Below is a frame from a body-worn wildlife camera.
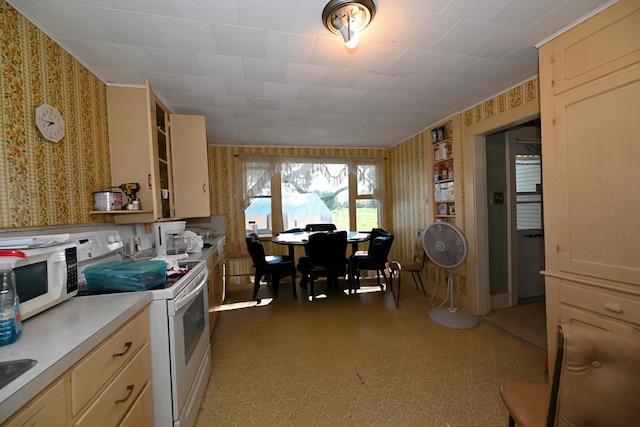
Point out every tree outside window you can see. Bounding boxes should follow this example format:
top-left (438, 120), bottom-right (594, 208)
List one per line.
top-left (242, 157), bottom-right (383, 235)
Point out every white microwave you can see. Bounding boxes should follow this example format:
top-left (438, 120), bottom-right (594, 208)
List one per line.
top-left (12, 243), bottom-right (78, 320)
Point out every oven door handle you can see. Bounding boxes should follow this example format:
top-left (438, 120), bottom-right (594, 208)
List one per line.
top-left (172, 269), bottom-right (209, 314)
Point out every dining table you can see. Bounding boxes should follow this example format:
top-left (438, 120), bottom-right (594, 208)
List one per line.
top-left (272, 230), bottom-right (370, 259)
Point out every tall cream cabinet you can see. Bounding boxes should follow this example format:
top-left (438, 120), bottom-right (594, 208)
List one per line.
top-left (538, 0), bottom-right (640, 374)
top-left (105, 80), bottom-right (210, 224)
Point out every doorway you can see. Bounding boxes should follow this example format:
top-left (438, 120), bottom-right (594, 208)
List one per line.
top-left (482, 119), bottom-right (546, 350)
top-left (485, 120), bottom-right (544, 309)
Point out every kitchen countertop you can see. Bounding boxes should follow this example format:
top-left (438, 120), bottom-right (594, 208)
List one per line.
top-left (0, 291), bottom-right (152, 423)
top-left (0, 234), bottom-right (225, 422)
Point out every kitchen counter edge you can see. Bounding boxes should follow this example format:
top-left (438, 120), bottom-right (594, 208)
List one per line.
top-left (0, 291), bottom-right (153, 423)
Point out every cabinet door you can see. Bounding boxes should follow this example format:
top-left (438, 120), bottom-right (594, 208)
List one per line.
top-left (107, 86), bottom-right (155, 218)
top-left (146, 79), bottom-right (165, 219)
top-left (551, 64), bottom-right (640, 285)
top-left (550, 0), bottom-right (640, 95)
top-left (170, 114), bottom-right (210, 218)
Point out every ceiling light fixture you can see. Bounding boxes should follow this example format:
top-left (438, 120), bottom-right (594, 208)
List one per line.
top-left (322, 0), bottom-right (376, 49)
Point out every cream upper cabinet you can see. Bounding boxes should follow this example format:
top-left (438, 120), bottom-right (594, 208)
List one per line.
top-left (548, 1), bottom-right (640, 95)
top-left (170, 114), bottom-right (210, 219)
top-left (106, 80), bottom-right (210, 223)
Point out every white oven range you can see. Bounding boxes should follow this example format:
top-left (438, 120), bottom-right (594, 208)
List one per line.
top-left (148, 259), bottom-right (210, 427)
top-left (71, 230), bottom-right (210, 427)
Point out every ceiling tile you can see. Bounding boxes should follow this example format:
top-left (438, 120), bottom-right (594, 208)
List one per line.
top-left (151, 15), bottom-right (217, 53)
top-left (174, 0), bottom-right (239, 24)
top-left (211, 23), bottom-right (267, 58)
top-left (243, 58), bottom-right (287, 83)
top-left (237, 0), bottom-right (299, 32)
top-left (266, 31), bottom-right (316, 64)
top-left (264, 82), bottom-right (300, 100)
top-left (225, 78), bottom-right (265, 98)
top-left (8, 0), bottom-right (611, 148)
top-left (430, 19), bottom-right (502, 55)
top-left (85, 8), bottom-right (166, 48)
top-left (143, 48), bottom-right (202, 75)
top-left (441, 0), bottom-right (510, 20)
top-left (196, 53), bottom-right (244, 79)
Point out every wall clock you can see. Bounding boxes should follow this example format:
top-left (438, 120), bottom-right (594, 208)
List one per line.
top-left (35, 103), bottom-right (65, 143)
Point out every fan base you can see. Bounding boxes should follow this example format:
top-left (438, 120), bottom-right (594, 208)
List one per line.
top-left (428, 307), bottom-right (479, 330)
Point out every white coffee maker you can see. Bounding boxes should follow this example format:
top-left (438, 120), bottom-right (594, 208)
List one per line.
top-left (152, 220), bottom-right (187, 257)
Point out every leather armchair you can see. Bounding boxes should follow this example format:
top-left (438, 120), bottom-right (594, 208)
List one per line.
top-left (500, 322), bottom-right (640, 427)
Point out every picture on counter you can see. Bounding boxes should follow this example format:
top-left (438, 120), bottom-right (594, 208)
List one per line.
top-left (439, 203), bottom-right (448, 215)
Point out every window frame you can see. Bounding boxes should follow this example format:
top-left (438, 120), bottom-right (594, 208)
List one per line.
top-left (241, 156), bottom-right (384, 236)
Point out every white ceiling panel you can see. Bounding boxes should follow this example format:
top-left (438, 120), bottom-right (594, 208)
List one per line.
top-left (7, 0), bottom-right (614, 148)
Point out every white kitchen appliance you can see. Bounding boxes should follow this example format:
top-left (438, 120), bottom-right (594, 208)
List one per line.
top-left (70, 229), bottom-right (210, 427)
top-left (149, 261), bottom-right (210, 427)
top-left (0, 239), bottom-right (78, 320)
top-left (153, 221), bottom-right (188, 257)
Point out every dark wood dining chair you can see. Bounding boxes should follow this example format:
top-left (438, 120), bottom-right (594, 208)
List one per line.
top-left (349, 228), bottom-right (394, 294)
top-left (304, 223), bottom-right (337, 232)
top-left (245, 233), bottom-right (297, 300)
top-left (302, 231), bottom-right (348, 300)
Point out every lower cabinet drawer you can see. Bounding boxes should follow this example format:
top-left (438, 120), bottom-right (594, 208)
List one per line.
top-left (559, 282), bottom-right (640, 326)
top-left (74, 343), bottom-right (151, 427)
top-left (5, 378), bottom-right (66, 427)
top-left (70, 308), bottom-right (149, 415)
top-left (119, 381), bottom-right (153, 427)
top-left (560, 305), bottom-right (638, 334)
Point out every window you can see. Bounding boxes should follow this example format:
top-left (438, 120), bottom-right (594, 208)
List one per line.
top-left (281, 162), bottom-right (349, 231)
top-left (243, 161), bottom-right (272, 234)
top-left (515, 153), bottom-right (542, 230)
top-left (241, 157), bottom-right (384, 235)
top-left (355, 164), bottom-right (379, 231)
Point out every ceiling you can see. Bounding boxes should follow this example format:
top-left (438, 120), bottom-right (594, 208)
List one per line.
top-left (9, 0), bottom-right (612, 149)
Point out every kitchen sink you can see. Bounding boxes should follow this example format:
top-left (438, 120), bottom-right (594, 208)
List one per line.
top-left (0, 359), bottom-right (37, 390)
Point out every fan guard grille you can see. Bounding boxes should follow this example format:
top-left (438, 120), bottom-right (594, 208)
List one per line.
top-left (423, 222), bottom-right (468, 269)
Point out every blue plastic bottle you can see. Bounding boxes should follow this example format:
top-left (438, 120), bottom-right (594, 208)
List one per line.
top-left (0, 263), bottom-right (21, 346)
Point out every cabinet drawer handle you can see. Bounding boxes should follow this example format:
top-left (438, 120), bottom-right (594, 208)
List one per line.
top-left (148, 174), bottom-right (152, 189)
top-left (112, 341), bottom-right (133, 357)
top-left (604, 302), bottom-right (624, 313)
top-left (115, 384), bottom-right (135, 404)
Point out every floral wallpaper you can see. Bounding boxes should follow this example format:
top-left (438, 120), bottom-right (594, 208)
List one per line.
top-left (0, 1), bottom-right (111, 229)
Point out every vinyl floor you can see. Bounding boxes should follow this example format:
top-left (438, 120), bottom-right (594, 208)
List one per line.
top-left (195, 277), bottom-right (546, 426)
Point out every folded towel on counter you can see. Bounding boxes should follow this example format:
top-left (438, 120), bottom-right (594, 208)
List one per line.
top-left (183, 230), bottom-right (203, 253)
top-left (151, 255), bottom-right (189, 276)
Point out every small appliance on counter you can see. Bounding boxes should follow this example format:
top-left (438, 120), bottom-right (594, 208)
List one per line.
top-left (153, 220), bottom-right (188, 257)
top-left (116, 182), bottom-right (141, 210)
top-left (93, 191), bottom-right (122, 211)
